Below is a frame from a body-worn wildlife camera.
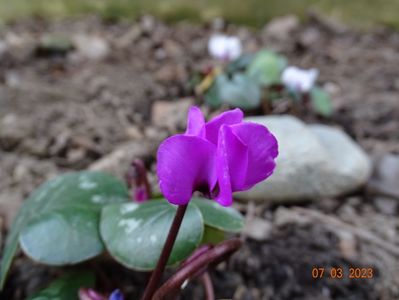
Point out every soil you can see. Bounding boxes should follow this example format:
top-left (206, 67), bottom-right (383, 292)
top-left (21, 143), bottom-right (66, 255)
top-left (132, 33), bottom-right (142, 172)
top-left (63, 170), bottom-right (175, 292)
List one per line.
top-left (0, 15), bottom-right (399, 300)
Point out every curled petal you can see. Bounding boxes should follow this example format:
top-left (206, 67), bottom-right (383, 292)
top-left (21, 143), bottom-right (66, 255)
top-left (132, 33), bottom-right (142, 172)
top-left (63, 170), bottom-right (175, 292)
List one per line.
top-left (215, 125), bottom-right (248, 206)
top-left (231, 122), bottom-right (278, 190)
top-left (205, 108), bottom-right (243, 145)
top-left (157, 135), bottom-right (217, 205)
top-left (186, 106), bottom-right (205, 138)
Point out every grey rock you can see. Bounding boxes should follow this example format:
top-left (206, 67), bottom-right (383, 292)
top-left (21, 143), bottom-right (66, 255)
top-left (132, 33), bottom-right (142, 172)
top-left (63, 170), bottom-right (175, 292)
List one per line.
top-left (262, 15), bottom-right (300, 41)
top-left (151, 98), bottom-right (193, 132)
top-left (368, 154), bottom-right (399, 200)
top-left (236, 115), bottom-right (372, 203)
top-left (273, 207), bottom-right (312, 228)
top-left (0, 190), bottom-right (22, 228)
top-left (73, 34), bottom-right (109, 60)
top-left (89, 140), bottom-right (159, 180)
top-left (336, 230), bottom-right (357, 260)
top-left (243, 217), bottom-right (272, 241)
top-left (300, 27), bottom-right (322, 48)
top-left (374, 197), bottom-right (398, 215)
top-left (0, 113), bottom-right (33, 150)
top-left (140, 15), bottom-right (156, 34)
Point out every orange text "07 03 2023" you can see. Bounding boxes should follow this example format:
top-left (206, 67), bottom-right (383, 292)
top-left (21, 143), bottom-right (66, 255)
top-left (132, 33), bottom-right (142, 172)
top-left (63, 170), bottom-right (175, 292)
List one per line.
top-left (311, 267), bottom-right (374, 279)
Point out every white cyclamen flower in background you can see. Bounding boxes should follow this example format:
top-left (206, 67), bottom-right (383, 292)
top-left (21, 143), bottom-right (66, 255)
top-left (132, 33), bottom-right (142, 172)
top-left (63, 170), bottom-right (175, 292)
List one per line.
top-left (208, 34), bottom-right (242, 61)
top-left (281, 66), bottom-right (319, 93)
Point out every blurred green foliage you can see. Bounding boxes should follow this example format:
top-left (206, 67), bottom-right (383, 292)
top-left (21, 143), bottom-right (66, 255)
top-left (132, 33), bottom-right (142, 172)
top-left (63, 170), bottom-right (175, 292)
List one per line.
top-left (0, 0), bottom-right (398, 28)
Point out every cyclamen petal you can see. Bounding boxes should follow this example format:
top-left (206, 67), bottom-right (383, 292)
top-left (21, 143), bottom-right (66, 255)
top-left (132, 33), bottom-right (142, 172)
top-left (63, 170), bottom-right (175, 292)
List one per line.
top-left (157, 135), bottom-right (217, 205)
top-left (215, 125), bottom-right (248, 206)
top-left (205, 108), bottom-right (243, 145)
top-left (282, 66), bottom-right (319, 93)
top-left (208, 34), bottom-right (242, 61)
top-left (186, 106), bottom-right (205, 137)
top-left (230, 122), bottom-right (278, 189)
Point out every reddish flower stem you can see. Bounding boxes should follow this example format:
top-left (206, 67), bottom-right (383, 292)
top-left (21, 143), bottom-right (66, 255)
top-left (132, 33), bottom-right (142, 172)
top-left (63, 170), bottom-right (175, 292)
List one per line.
top-left (201, 272), bottom-right (215, 300)
top-left (141, 204), bottom-right (188, 300)
top-left (153, 239), bottom-right (242, 300)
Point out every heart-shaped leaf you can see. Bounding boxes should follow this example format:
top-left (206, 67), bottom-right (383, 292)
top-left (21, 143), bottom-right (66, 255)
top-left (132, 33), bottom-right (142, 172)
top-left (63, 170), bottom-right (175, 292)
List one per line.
top-left (247, 50), bottom-right (287, 86)
top-left (310, 86), bottom-right (333, 117)
top-left (20, 208), bottom-right (103, 265)
top-left (100, 200), bottom-right (204, 270)
top-left (205, 73), bottom-right (261, 109)
top-left (28, 271), bottom-right (94, 300)
top-left (0, 171), bottom-right (128, 289)
top-left (218, 73), bottom-right (262, 109)
top-left (191, 198), bottom-right (244, 232)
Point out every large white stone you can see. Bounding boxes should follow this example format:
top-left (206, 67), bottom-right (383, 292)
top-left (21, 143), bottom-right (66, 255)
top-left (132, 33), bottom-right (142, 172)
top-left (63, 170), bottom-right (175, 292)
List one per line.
top-left (236, 115), bottom-right (372, 203)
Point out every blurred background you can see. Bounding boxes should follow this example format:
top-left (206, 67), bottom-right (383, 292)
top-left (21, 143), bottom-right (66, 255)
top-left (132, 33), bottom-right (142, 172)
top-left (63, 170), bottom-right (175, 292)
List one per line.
top-left (1, 1), bottom-right (399, 300)
top-left (1, 0), bottom-right (399, 28)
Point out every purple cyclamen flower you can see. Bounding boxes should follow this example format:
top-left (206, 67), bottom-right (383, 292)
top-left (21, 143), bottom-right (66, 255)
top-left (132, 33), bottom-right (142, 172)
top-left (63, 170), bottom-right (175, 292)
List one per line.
top-left (157, 107), bottom-right (278, 206)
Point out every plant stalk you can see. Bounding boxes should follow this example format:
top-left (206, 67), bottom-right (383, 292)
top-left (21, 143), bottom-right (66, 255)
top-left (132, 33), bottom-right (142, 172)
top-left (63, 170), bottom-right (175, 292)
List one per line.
top-left (141, 204), bottom-right (188, 300)
top-left (153, 239), bottom-right (242, 299)
top-left (201, 272), bottom-right (215, 300)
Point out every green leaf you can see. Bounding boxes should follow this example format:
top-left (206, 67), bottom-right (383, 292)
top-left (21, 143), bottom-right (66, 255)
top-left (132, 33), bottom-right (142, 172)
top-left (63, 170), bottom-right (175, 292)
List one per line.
top-left (206, 73), bottom-right (261, 109)
top-left (310, 86), bottom-right (333, 117)
top-left (0, 214), bottom-right (24, 290)
top-left (28, 271), bottom-right (94, 300)
top-left (204, 80), bottom-right (222, 108)
top-left (247, 50), bottom-right (287, 86)
top-left (100, 200), bottom-right (204, 270)
top-left (226, 54), bottom-right (254, 74)
top-left (38, 35), bottom-right (73, 54)
top-left (0, 171), bottom-right (128, 289)
top-left (20, 208), bottom-right (103, 265)
top-left (201, 226), bottom-right (226, 245)
top-left (219, 73), bottom-right (262, 109)
top-left (191, 198), bottom-right (244, 232)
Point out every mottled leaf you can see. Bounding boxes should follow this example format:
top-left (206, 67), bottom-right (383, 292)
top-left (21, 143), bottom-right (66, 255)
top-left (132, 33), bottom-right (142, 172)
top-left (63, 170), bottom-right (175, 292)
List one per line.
top-left (205, 73), bottom-right (261, 109)
top-left (0, 171), bottom-right (128, 289)
top-left (100, 200), bottom-right (203, 270)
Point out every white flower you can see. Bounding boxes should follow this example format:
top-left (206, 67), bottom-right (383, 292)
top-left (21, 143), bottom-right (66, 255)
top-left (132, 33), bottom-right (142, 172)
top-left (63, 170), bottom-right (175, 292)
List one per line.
top-left (208, 34), bottom-right (242, 61)
top-left (281, 66), bottom-right (319, 93)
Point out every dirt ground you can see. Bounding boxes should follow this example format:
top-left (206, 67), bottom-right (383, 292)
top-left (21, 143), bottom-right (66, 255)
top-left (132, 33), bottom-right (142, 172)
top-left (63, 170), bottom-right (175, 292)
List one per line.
top-left (0, 15), bottom-right (399, 299)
